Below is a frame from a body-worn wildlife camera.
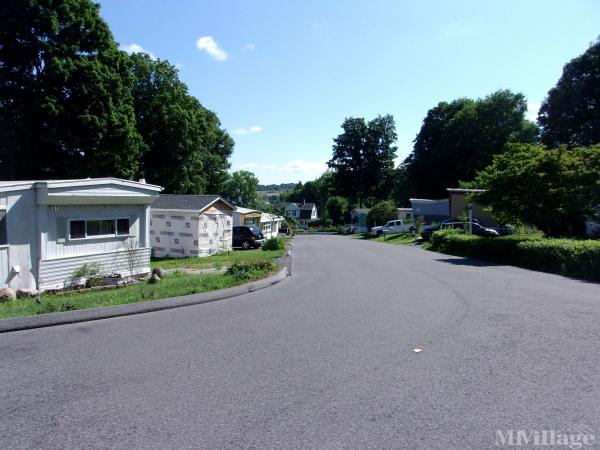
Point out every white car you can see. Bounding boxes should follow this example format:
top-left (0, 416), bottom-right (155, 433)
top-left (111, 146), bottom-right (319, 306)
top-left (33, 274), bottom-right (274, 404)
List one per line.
top-left (371, 220), bottom-right (414, 236)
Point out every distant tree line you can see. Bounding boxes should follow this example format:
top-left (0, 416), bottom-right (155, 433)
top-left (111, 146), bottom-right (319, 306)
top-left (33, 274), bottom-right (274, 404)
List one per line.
top-left (0, 0), bottom-right (233, 195)
top-left (286, 38), bottom-right (600, 234)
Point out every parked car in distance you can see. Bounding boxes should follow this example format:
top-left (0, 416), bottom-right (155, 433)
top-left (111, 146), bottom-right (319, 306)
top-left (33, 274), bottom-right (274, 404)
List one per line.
top-left (420, 221), bottom-right (499, 241)
top-left (371, 220), bottom-right (415, 236)
top-left (233, 225), bottom-right (265, 249)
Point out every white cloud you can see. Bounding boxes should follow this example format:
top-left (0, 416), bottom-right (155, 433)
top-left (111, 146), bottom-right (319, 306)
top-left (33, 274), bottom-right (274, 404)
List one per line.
top-left (239, 162), bottom-right (259, 169)
top-left (244, 43), bottom-right (256, 51)
top-left (527, 101), bottom-right (541, 122)
top-left (196, 36), bottom-right (229, 61)
top-left (120, 43), bottom-right (157, 60)
top-left (311, 19), bottom-right (328, 28)
top-left (438, 20), bottom-right (480, 40)
top-left (263, 159), bottom-right (327, 174)
top-left (232, 126), bottom-right (263, 135)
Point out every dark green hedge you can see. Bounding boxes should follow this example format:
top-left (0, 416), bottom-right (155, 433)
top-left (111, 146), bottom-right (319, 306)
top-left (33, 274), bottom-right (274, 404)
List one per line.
top-left (262, 237), bottom-right (285, 251)
top-left (428, 230), bottom-right (600, 281)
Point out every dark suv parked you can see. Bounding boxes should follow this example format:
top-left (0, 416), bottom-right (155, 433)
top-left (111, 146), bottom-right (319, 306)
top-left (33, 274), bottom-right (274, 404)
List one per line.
top-left (233, 225), bottom-right (265, 249)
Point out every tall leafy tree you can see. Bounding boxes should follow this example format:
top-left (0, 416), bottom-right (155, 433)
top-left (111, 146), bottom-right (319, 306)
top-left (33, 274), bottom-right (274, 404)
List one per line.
top-left (284, 172), bottom-right (333, 217)
top-left (0, 0), bottom-right (144, 179)
top-left (326, 196), bottom-right (349, 225)
top-left (129, 53), bottom-right (233, 193)
top-left (405, 90), bottom-right (538, 198)
top-left (328, 115), bottom-right (397, 206)
top-left (472, 143), bottom-right (600, 237)
top-left (538, 39), bottom-right (600, 147)
top-left (222, 170), bottom-right (259, 207)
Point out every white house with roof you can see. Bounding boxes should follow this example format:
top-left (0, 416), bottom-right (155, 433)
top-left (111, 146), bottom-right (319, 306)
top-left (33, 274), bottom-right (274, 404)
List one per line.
top-left (0, 178), bottom-right (161, 291)
top-left (233, 207), bottom-right (282, 239)
top-left (150, 194), bottom-right (235, 258)
top-left (285, 202), bottom-right (318, 228)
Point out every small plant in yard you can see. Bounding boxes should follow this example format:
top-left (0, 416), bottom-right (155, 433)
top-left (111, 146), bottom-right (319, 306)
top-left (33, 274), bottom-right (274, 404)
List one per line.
top-left (262, 237), bottom-right (285, 251)
top-left (66, 262), bottom-right (104, 288)
top-left (122, 238), bottom-right (143, 282)
top-left (225, 260), bottom-right (277, 280)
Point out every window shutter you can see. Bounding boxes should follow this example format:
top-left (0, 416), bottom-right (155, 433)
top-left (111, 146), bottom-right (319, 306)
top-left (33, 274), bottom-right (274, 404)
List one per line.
top-left (56, 218), bottom-right (66, 243)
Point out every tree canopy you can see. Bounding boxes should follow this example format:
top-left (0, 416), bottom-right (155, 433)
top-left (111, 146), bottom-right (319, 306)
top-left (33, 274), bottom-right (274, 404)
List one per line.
top-left (328, 115), bottom-right (397, 206)
top-left (366, 200), bottom-right (398, 229)
top-left (222, 170), bottom-right (259, 208)
top-left (0, 0), bottom-right (234, 193)
top-left (283, 172), bottom-right (333, 216)
top-left (404, 90), bottom-right (538, 199)
top-left (326, 196), bottom-right (349, 225)
top-left (0, 0), bottom-right (144, 179)
top-left (538, 39), bottom-right (600, 148)
top-left (472, 143), bottom-right (600, 237)
top-left (129, 53), bottom-right (233, 194)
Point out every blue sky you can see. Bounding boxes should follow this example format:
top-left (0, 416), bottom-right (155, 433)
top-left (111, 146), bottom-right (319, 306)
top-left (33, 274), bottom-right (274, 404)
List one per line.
top-left (98, 0), bottom-right (600, 185)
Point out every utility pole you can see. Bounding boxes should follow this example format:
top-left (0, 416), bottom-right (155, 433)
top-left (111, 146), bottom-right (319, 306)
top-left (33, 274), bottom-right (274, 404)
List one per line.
top-left (468, 204), bottom-right (473, 234)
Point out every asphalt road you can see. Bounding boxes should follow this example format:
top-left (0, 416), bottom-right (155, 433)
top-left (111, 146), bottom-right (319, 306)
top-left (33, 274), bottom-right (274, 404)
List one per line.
top-left (2, 235), bottom-right (600, 449)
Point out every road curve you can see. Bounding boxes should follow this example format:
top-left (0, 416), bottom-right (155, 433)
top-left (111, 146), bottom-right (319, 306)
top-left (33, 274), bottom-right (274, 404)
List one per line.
top-left (1, 235), bottom-right (600, 449)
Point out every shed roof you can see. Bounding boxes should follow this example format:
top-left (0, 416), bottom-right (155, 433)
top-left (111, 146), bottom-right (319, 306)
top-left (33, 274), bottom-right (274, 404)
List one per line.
top-left (152, 194), bottom-right (233, 212)
top-left (235, 207), bottom-right (261, 214)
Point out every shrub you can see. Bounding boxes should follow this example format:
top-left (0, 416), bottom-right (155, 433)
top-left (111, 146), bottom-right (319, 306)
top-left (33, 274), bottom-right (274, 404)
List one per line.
top-left (262, 237), bottom-right (285, 251)
top-left (428, 230), bottom-right (600, 281)
top-left (366, 201), bottom-right (398, 229)
top-left (225, 260), bottom-right (277, 280)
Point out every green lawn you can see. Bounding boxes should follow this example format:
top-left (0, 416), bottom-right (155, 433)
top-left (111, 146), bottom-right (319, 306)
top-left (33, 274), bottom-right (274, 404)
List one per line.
top-left (350, 232), bottom-right (419, 245)
top-left (151, 248), bottom-right (285, 270)
top-left (0, 268), bottom-right (276, 320)
top-left (374, 233), bottom-right (420, 245)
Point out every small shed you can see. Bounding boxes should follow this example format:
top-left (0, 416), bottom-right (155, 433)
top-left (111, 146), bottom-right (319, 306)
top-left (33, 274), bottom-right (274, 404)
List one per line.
top-left (151, 194), bottom-right (234, 258)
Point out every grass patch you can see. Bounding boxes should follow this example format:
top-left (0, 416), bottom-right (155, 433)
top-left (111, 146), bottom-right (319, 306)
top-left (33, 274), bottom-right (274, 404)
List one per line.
top-left (151, 248), bottom-right (284, 270)
top-left (349, 232), bottom-right (419, 245)
top-left (0, 265), bottom-right (278, 320)
top-left (372, 233), bottom-right (420, 245)
top-left (426, 230), bottom-right (600, 281)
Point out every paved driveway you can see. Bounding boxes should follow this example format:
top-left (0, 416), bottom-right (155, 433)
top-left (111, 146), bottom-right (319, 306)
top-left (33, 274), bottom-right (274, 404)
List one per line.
top-left (2, 235), bottom-right (600, 449)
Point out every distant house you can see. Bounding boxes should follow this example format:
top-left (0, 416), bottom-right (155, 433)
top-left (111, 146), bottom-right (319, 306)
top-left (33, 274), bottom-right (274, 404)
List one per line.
top-left (233, 207), bottom-right (283, 239)
top-left (350, 208), bottom-right (370, 233)
top-left (284, 203), bottom-right (301, 220)
top-left (233, 207), bottom-right (262, 228)
top-left (409, 198), bottom-right (450, 224)
top-left (447, 188), bottom-right (498, 227)
top-left (151, 194), bottom-right (234, 258)
top-left (0, 178), bottom-right (161, 291)
top-left (398, 208), bottom-right (413, 222)
top-left (285, 202), bottom-right (318, 228)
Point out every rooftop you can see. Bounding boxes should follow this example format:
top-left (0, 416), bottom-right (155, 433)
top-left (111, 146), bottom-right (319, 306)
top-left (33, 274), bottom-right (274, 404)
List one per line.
top-left (152, 194), bottom-right (233, 211)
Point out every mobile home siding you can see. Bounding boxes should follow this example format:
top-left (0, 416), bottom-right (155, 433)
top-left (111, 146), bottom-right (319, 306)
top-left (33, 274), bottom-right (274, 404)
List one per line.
top-left (45, 204), bottom-right (147, 259)
top-left (38, 247), bottom-right (151, 290)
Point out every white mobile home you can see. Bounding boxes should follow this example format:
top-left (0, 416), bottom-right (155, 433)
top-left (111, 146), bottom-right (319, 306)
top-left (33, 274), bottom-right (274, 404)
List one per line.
top-left (233, 207), bottom-right (282, 239)
top-left (150, 194), bottom-right (234, 258)
top-left (0, 178), bottom-right (161, 291)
